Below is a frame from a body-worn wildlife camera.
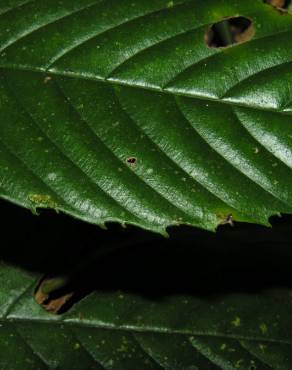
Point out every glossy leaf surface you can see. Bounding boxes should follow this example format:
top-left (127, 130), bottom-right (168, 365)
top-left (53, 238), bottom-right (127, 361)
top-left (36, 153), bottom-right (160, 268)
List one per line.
top-left (1, 261), bottom-right (292, 369)
top-left (1, 0), bottom-right (292, 233)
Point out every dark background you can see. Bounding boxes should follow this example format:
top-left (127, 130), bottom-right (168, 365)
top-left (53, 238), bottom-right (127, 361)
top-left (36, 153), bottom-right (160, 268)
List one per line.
top-left (2, 198), bottom-right (292, 304)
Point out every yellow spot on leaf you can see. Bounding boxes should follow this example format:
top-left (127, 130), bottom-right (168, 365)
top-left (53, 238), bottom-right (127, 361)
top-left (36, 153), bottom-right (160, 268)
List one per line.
top-left (260, 323), bottom-right (268, 334)
top-left (258, 343), bottom-right (267, 351)
top-left (28, 194), bottom-right (58, 210)
top-left (231, 317), bottom-right (241, 327)
top-left (235, 359), bottom-right (244, 368)
top-left (44, 76), bottom-right (52, 84)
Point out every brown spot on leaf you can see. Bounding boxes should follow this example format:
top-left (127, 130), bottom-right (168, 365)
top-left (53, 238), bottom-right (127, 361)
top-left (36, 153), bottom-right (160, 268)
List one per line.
top-left (267, 0), bottom-right (286, 6)
top-left (205, 16), bottom-right (255, 48)
top-left (219, 214), bottom-right (234, 227)
top-left (264, 0), bottom-right (291, 13)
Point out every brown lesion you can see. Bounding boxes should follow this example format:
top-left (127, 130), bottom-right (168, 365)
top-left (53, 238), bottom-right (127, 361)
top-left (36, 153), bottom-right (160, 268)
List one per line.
top-left (265, 0), bottom-right (285, 8)
top-left (219, 213), bottom-right (234, 227)
top-left (264, 0), bottom-right (292, 13)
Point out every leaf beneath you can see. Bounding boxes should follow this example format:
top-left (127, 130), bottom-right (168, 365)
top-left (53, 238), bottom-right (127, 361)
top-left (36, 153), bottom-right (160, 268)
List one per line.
top-left (1, 0), bottom-right (292, 233)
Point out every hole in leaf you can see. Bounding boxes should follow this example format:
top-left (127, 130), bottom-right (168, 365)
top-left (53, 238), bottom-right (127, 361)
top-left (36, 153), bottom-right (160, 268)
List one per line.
top-left (205, 16), bottom-right (255, 48)
top-left (126, 157), bottom-right (137, 165)
top-left (264, 0), bottom-right (292, 12)
top-left (35, 275), bottom-right (76, 314)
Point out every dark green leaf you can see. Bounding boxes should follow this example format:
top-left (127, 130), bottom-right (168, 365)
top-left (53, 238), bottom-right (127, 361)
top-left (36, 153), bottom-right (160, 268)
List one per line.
top-left (1, 262), bottom-right (292, 369)
top-left (1, 0), bottom-right (292, 233)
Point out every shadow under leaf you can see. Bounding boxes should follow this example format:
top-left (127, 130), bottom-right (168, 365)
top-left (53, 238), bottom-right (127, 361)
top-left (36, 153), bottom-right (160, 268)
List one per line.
top-left (1, 199), bottom-right (292, 306)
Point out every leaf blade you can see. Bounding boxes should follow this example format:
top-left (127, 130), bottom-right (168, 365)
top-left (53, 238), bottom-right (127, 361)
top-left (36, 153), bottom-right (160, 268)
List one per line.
top-left (1, 262), bottom-right (292, 369)
top-left (1, 0), bottom-right (292, 231)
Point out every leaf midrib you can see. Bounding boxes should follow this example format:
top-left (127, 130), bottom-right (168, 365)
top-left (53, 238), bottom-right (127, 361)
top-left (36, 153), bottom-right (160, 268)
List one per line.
top-left (1, 1), bottom-right (292, 116)
top-left (0, 64), bottom-right (291, 116)
top-left (1, 317), bottom-right (292, 346)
